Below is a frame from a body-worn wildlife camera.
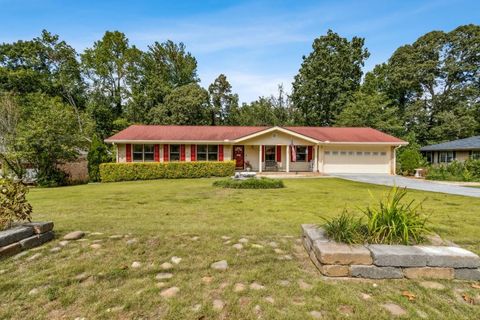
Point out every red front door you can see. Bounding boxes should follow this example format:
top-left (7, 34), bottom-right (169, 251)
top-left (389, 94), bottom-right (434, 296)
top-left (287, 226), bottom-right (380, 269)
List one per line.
top-left (234, 145), bottom-right (244, 169)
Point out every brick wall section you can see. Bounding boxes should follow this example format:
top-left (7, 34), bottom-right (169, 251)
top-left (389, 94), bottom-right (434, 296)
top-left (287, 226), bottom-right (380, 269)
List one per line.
top-left (301, 224), bottom-right (480, 280)
top-left (0, 222), bottom-right (54, 259)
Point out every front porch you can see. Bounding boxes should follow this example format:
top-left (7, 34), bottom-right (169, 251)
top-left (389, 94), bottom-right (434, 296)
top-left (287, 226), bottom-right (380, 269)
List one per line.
top-left (234, 144), bottom-right (319, 173)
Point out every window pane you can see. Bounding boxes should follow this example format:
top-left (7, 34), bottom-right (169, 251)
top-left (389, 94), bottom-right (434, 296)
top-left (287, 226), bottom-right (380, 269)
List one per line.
top-left (265, 145), bottom-right (276, 161)
top-left (133, 144), bottom-right (143, 161)
top-left (197, 145), bottom-right (207, 153)
top-left (208, 152), bottom-right (218, 161)
top-left (169, 144), bottom-right (180, 161)
top-left (208, 145), bottom-right (218, 153)
top-left (144, 144), bottom-right (154, 153)
top-left (472, 151), bottom-right (480, 160)
top-left (296, 146), bottom-right (307, 161)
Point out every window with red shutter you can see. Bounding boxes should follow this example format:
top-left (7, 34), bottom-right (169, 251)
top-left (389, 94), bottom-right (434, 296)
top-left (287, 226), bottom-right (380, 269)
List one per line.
top-left (218, 145), bottom-right (224, 161)
top-left (154, 144), bottom-right (160, 162)
top-left (308, 146), bottom-right (313, 161)
top-left (191, 145), bottom-right (196, 161)
top-left (276, 145), bottom-right (282, 162)
top-left (180, 144), bottom-right (186, 161)
top-left (126, 144), bottom-right (132, 162)
top-left (163, 145), bottom-right (169, 162)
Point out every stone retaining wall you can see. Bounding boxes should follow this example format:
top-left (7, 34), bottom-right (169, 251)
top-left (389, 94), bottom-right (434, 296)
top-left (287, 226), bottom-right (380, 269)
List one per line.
top-left (0, 222), bottom-right (54, 259)
top-left (302, 224), bottom-right (480, 280)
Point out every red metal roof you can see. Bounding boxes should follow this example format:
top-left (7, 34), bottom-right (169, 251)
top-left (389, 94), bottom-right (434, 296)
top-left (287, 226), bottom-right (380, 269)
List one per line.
top-left (105, 125), bottom-right (406, 144)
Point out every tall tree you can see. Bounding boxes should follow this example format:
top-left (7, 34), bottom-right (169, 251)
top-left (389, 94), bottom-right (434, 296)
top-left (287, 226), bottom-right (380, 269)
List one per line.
top-left (291, 30), bottom-right (369, 126)
top-left (366, 24), bottom-right (480, 144)
top-left (81, 31), bottom-right (142, 120)
top-left (208, 74), bottom-right (238, 125)
top-left (128, 41), bottom-right (199, 123)
top-left (150, 83), bottom-right (209, 125)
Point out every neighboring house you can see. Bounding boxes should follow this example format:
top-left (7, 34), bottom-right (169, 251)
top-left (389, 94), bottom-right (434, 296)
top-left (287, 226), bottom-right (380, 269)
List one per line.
top-left (420, 136), bottom-right (480, 164)
top-left (105, 125), bottom-right (407, 174)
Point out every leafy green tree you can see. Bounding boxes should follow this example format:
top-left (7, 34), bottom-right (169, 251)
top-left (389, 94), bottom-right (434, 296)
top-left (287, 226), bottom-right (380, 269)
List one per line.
top-left (128, 41), bottom-right (199, 123)
top-left (208, 74), bottom-right (239, 125)
top-left (292, 30), bottom-right (369, 126)
top-left (336, 91), bottom-right (403, 136)
top-left (81, 31), bottom-right (142, 120)
top-left (87, 135), bottom-right (112, 182)
top-left (150, 83), bottom-right (209, 125)
top-left (0, 30), bottom-right (86, 133)
top-left (0, 93), bottom-right (24, 178)
top-left (368, 24), bottom-right (480, 145)
top-left (14, 94), bottom-right (84, 186)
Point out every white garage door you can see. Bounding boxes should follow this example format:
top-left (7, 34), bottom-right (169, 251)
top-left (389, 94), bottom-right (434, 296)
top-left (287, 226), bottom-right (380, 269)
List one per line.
top-left (323, 150), bottom-right (390, 174)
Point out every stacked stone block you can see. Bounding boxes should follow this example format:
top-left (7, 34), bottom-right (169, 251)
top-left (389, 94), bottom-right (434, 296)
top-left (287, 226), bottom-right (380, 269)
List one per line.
top-left (0, 222), bottom-right (54, 259)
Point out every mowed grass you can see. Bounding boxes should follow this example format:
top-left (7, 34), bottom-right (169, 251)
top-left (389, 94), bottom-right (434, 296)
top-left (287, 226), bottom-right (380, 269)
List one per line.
top-left (0, 178), bottom-right (480, 319)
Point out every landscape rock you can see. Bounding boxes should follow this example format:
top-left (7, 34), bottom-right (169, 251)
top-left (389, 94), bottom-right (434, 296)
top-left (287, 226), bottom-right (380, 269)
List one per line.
top-left (131, 261), bottom-right (142, 268)
top-left (309, 310), bottom-right (323, 319)
top-left (417, 246), bottom-right (480, 268)
top-left (264, 296), bottom-right (275, 304)
top-left (213, 299), bottom-right (225, 311)
top-left (314, 242), bottom-right (372, 265)
top-left (319, 264), bottom-right (350, 277)
top-left (298, 279), bottom-right (313, 290)
top-left (302, 225), bottom-right (329, 250)
top-left (202, 276), bottom-right (213, 284)
top-left (382, 303), bottom-right (407, 317)
top-left (368, 245), bottom-right (426, 267)
top-left (26, 253), bottom-right (42, 261)
top-left (19, 231), bottom-right (54, 250)
top-left (156, 272), bottom-right (173, 280)
top-left (28, 288), bottom-right (39, 296)
top-left (90, 244), bottom-right (102, 249)
top-left (232, 243), bottom-right (243, 250)
top-left (233, 283), bottom-right (246, 292)
top-left (274, 248), bottom-right (284, 254)
top-left (221, 236), bottom-right (231, 240)
top-left (268, 241), bottom-right (278, 248)
top-left (210, 260), bottom-right (228, 271)
top-left (109, 235), bottom-right (123, 239)
top-left (351, 265), bottom-right (403, 279)
top-left (63, 231), bottom-right (85, 240)
top-left (238, 238), bottom-right (249, 243)
top-left (249, 282), bottom-right (265, 290)
top-left (160, 286), bottom-right (179, 298)
top-left (58, 240), bottom-right (69, 246)
top-left (23, 222), bottom-right (54, 234)
top-left (0, 242), bottom-right (22, 259)
top-left (403, 267), bottom-right (454, 279)
top-left (0, 226), bottom-right (34, 247)
top-left (126, 239), bottom-right (138, 245)
top-left (278, 280), bottom-right (290, 286)
top-left (171, 256), bottom-right (182, 264)
top-left (454, 268), bottom-right (480, 280)
top-left (251, 244), bottom-right (264, 249)
top-left (161, 262), bottom-right (173, 270)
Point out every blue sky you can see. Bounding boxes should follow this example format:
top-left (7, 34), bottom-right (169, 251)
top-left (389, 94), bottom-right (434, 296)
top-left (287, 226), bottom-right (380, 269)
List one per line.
top-left (1, 0), bottom-right (479, 102)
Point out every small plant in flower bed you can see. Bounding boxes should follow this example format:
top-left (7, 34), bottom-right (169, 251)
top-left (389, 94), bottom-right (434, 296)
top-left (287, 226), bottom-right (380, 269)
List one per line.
top-left (322, 186), bottom-right (430, 245)
top-left (213, 177), bottom-right (285, 189)
top-left (0, 178), bottom-right (32, 230)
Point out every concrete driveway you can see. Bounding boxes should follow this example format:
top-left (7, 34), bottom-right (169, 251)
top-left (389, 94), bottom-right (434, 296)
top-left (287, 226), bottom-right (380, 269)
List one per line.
top-left (333, 174), bottom-right (480, 198)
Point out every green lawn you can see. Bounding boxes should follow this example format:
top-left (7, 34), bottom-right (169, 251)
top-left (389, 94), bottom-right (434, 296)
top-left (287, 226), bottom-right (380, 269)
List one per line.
top-left (1, 178), bottom-right (480, 319)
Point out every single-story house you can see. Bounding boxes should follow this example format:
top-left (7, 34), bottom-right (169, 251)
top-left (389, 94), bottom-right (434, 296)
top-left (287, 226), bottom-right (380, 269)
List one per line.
top-left (420, 136), bottom-right (480, 164)
top-left (105, 125), bottom-right (407, 174)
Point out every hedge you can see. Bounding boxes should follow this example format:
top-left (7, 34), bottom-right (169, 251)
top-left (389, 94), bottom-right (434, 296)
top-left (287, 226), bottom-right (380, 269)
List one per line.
top-left (99, 161), bottom-right (236, 182)
top-left (213, 177), bottom-right (285, 189)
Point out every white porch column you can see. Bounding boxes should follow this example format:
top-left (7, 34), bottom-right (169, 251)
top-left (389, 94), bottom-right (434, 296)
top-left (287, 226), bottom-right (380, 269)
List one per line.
top-left (286, 145), bottom-right (290, 173)
top-left (313, 145), bottom-right (318, 172)
top-left (258, 145), bottom-right (262, 172)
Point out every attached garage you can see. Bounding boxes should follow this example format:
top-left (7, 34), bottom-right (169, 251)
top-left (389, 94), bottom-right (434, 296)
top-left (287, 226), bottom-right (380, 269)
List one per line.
top-left (322, 146), bottom-right (392, 174)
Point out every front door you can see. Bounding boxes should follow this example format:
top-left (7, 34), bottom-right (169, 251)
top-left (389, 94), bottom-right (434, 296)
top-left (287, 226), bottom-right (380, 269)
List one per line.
top-left (233, 145), bottom-right (244, 170)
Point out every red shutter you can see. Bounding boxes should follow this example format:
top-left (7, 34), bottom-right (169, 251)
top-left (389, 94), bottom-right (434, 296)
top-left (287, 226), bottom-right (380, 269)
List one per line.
top-left (191, 145), bottom-right (196, 161)
top-left (218, 145), bottom-right (224, 161)
top-left (308, 146), bottom-right (313, 161)
top-left (276, 145), bottom-right (282, 162)
top-left (262, 145), bottom-right (265, 161)
top-left (180, 144), bottom-right (186, 161)
top-left (163, 145), bottom-right (169, 162)
top-left (126, 144), bottom-right (132, 162)
top-left (154, 144), bottom-right (160, 162)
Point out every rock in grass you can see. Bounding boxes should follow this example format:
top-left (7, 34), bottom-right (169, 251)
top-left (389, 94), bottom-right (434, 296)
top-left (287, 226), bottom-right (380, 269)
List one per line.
top-left (309, 310), bottom-right (323, 319)
top-left (171, 256), bottom-right (182, 264)
top-left (212, 299), bottom-right (225, 311)
top-left (156, 272), bottom-right (173, 280)
top-left (90, 244), bottom-right (102, 249)
top-left (249, 282), bottom-right (265, 290)
top-left (63, 231), bottom-right (85, 240)
top-left (232, 243), bottom-right (243, 250)
top-left (160, 286), bottom-right (179, 298)
top-left (131, 261), bottom-right (142, 268)
top-left (210, 260), bottom-right (228, 271)
top-left (381, 303), bottom-right (407, 316)
top-left (161, 262), bottom-right (173, 270)
top-left (233, 283), bottom-right (246, 292)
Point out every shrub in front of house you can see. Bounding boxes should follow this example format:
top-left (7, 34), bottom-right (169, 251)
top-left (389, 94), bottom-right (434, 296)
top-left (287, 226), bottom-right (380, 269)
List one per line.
top-left (213, 177), bottom-right (285, 189)
top-left (322, 186), bottom-right (430, 245)
top-left (99, 161), bottom-right (236, 182)
top-left (0, 178), bottom-right (32, 230)
top-left (425, 160), bottom-right (480, 182)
